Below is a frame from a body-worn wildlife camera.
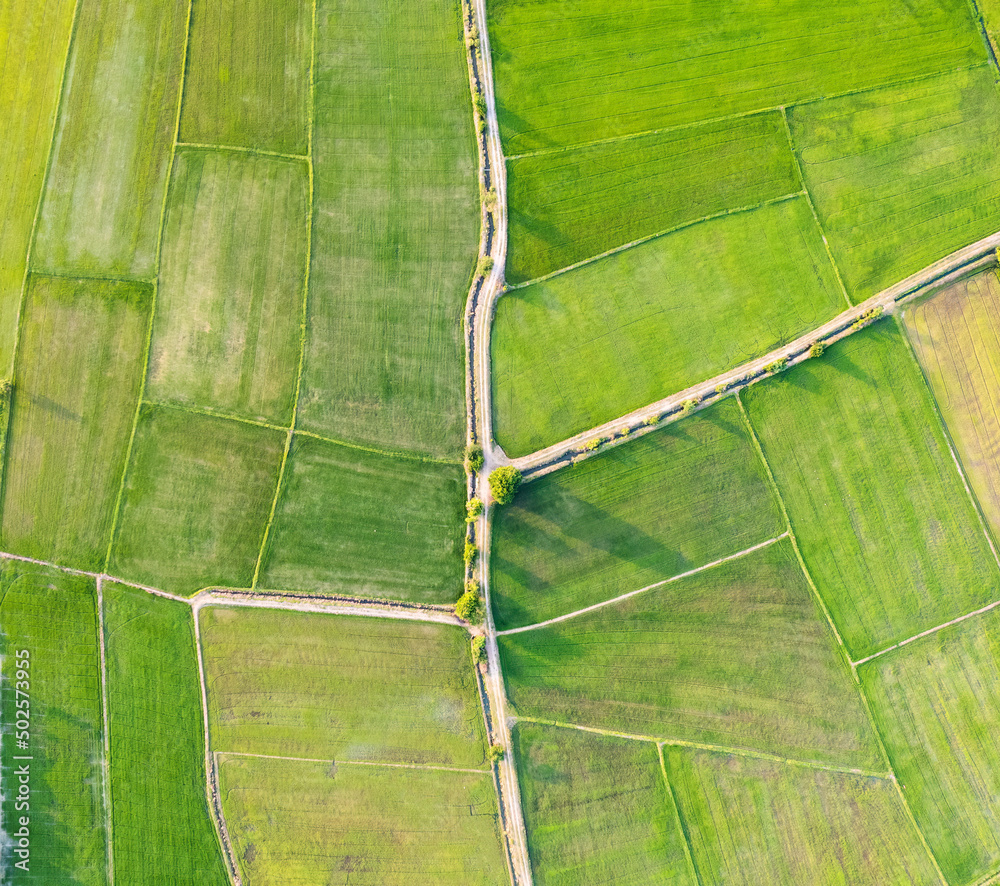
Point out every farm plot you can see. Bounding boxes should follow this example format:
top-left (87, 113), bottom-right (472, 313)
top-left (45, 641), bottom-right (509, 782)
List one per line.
top-left (664, 748), bottom-right (941, 885)
top-left (103, 582), bottom-right (229, 884)
top-left (32, 0), bottom-right (188, 279)
top-left (513, 723), bottom-right (694, 886)
top-left (493, 196), bottom-right (845, 455)
top-left (903, 271), bottom-right (1000, 540)
top-left (0, 0), bottom-right (76, 374)
top-left (147, 149), bottom-right (309, 425)
top-left (1, 276), bottom-right (150, 571)
top-left (259, 434), bottom-right (464, 603)
top-left (742, 322), bottom-right (1000, 659)
top-left (108, 407), bottom-right (284, 594)
top-left (298, 0), bottom-right (478, 458)
top-left (490, 397), bottom-right (782, 630)
top-left (982, 0), bottom-right (1000, 47)
top-left (505, 111), bottom-right (798, 284)
top-left (789, 66), bottom-right (1000, 300)
top-left (0, 562), bottom-right (106, 884)
top-left (179, 0), bottom-right (311, 155)
top-left (500, 540), bottom-right (881, 771)
top-left (200, 607), bottom-right (486, 767)
top-left (217, 755), bottom-right (506, 885)
top-left (860, 609), bottom-right (1000, 885)
top-left (488, 0), bottom-right (984, 155)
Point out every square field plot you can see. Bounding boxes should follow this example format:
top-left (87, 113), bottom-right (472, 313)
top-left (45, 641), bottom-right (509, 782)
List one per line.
top-left (259, 433), bottom-right (464, 604)
top-left (904, 271), bottom-right (1000, 541)
top-left (743, 321), bottom-right (1000, 659)
top-left (180, 0), bottom-right (311, 154)
top-left (505, 111), bottom-right (798, 284)
top-left (490, 396), bottom-right (782, 630)
top-left (500, 539), bottom-right (881, 771)
top-left (147, 149), bottom-right (308, 425)
top-left (514, 724), bottom-right (695, 886)
top-left (108, 406), bottom-right (285, 594)
top-left (0, 562), bottom-right (106, 885)
top-left (218, 755), bottom-right (507, 886)
top-left (1, 276), bottom-right (150, 570)
top-left (200, 607), bottom-right (486, 767)
top-left (32, 0), bottom-right (188, 278)
top-left (103, 583), bottom-right (230, 884)
top-left (492, 196), bottom-right (846, 455)
top-left (861, 610), bottom-right (1000, 885)
top-left (789, 66), bottom-right (1000, 300)
top-left (664, 748), bottom-right (941, 885)
top-left (488, 0), bottom-right (984, 154)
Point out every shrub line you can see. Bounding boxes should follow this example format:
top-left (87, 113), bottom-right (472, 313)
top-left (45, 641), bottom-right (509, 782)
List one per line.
top-left (174, 141), bottom-right (309, 164)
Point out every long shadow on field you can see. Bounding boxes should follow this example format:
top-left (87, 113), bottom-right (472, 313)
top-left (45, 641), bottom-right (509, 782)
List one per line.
top-left (24, 391), bottom-right (82, 424)
top-left (495, 102), bottom-right (557, 151)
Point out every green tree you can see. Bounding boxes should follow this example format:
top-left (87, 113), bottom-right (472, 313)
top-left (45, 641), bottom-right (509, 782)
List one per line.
top-left (489, 466), bottom-right (522, 505)
top-left (466, 497), bottom-right (483, 522)
top-left (809, 341), bottom-right (825, 358)
top-left (456, 589), bottom-right (482, 623)
top-left (465, 445), bottom-right (484, 473)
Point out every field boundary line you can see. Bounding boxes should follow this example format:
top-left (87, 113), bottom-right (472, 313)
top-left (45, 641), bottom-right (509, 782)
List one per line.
top-left (506, 191), bottom-right (802, 291)
top-left (174, 141), bottom-right (309, 164)
top-left (975, 868), bottom-right (1000, 886)
top-left (25, 269), bottom-right (155, 287)
top-left (737, 394), bottom-right (949, 884)
top-left (779, 106), bottom-right (851, 309)
top-left (216, 750), bottom-right (490, 775)
top-left (295, 428), bottom-right (462, 465)
top-left (497, 533), bottom-right (787, 636)
top-left (657, 744), bottom-right (703, 886)
top-left (95, 578), bottom-right (115, 884)
top-left (141, 398), bottom-right (289, 433)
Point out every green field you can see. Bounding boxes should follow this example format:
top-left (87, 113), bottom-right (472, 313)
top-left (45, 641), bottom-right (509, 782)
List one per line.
top-left (1, 276), bottom-right (150, 570)
top-left (665, 748), bottom-right (941, 885)
top-left (743, 322), bottom-right (1000, 659)
top-left (108, 407), bottom-right (284, 594)
top-left (218, 755), bottom-right (506, 885)
top-left (490, 397), bottom-right (781, 629)
top-left (260, 433), bottom-right (465, 602)
top-left (513, 724), bottom-right (694, 885)
top-left (0, 0), bottom-right (76, 374)
top-left (790, 66), bottom-right (1000, 300)
top-left (32, 0), bottom-right (188, 278)
top-left (180, 0), bottom-right (311, 155)
top-left (493, 197), bottom-right (845, 455)
top-left (201, 607), bottom-right (486, 767)
top-left (501, 541), bottom-right (881, 770)
top-left (147, 149), bottom-right (308, 425)
top-left (505, 111), bottom-right (798, 284)
top-left (904, 271), bottom-right (1000, 541)
top-left (861, 610), bottom-right (1000, 885)
top-left (103, 582), bottom-right (229, 884)
top-left (0, 562), bottom-right (106, 884)
top-left (489, 0), bottom-right (984, 154)
top-left (297, 0), bottom-right (478, 458)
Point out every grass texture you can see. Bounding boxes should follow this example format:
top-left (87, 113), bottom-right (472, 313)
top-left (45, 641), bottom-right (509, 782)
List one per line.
top-left (1, 276), bottom-right (150, 570)
top-left (493, 197), bottom-right (845, 456)
top-left (147, 149), bottom-right (309, 425)
top-left (260, 434), bottom-right (465, 603)
top-left (201, 607), bottom-right (486, 767)
top-left (103, 582), bottom-right (229, 884)
top-left (108, 407), bottom-right (285, 594)
top-left (0, 562), bottom-right (106, 884)
top-left (743, 321), bottom-right (1000, 659)
top-left (500, 541), bottom-right (881, 770)
top-left (490, 397), bottom-right (782, 630)
top-left (513, 723), bottom-right (695, 886)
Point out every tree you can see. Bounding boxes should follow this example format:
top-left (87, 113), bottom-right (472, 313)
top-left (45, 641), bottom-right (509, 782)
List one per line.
top-left (489, 466), bottom-right (522, 505)
top-left (809, 341), bottom-right (825, 358)
top-left (471, 635), bottom-right (486, 663)
top-left (456, 588), bottom-right (482, 623)
top-left (487, 744), bottom-right (505, 764)
top-left (466, 497), bottom-right (483, 522)
top-left (465, 445), bottom-right (484, 473)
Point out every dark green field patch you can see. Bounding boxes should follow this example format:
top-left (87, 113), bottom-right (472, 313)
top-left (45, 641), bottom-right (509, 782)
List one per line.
top-left (260, 433), bottom-right (464, 604)
top-left (514, 724), bottom-right (695, 886)
top-left (490, 397), bottom-right (781, 630)
top-left (104, 582), bottom-right (229, 884)
top-left (201, 607), bottom-right (486, 767)
top-left (790, 66), bottom-right (1000, 300)
top-left (501, 541), bottom-right (881, 770)
top-left (0, 562), bottom-right (106, 884)
top-left (1, 276), bottom-right (150, 570)
top-left (109, 407), bottom-right (284, 594)
top-left (180, 0), bottom-right (311, 154)
top-left (743, 322), bottom-right (1000, 659)
top-left (506, 111), bottom-right (798, 284)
